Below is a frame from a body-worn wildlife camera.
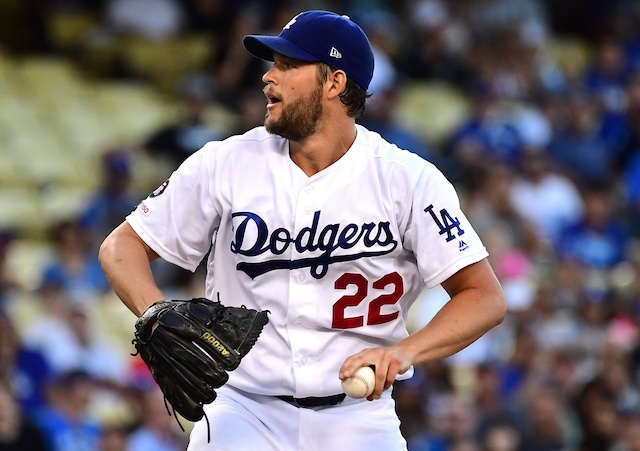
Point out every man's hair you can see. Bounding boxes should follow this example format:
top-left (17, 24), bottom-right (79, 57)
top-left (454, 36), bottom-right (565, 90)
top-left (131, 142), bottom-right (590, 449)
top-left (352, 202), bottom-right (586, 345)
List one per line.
top-left (317, 63), bottom-right (371, 118)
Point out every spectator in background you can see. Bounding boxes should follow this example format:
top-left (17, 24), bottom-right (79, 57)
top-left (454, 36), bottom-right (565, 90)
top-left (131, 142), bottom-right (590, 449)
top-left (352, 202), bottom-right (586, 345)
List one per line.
top-left (479, 418), bottom-right (522, 451)
top-left (0, 312), bottom-right (51, 418)
top-left (585, 36), bottom-right (635, 170)
top-left (574, 298), bottom-right (612, 370)
top-left (0, 378), bottom-right (47, 451)
top-left (571, 346), bottom-right (636, 451)
top-left (400, 0), bottom-right (474, 87)
top-left (80, 149), bottom-right (143, 249)
top-left (495, 325), bottom-right (538, 401)
top-left (463, 0), bottom-right (550, 42)
top-left (144, 73), bottom-right (225, 169)
top-left (520, 387), bottom-right (575, 451)
top-left (0, 232), bottom-right (20, 307)
top-left (41, 218), bottom-right (110, 301)
top-left (359, 84), bottom-right (435, 162)
top-left (104, 0), bottom-right (187, 41)
top-left (100, 425), bottom-right (128, 451)
top-left (210, 8), bottom-right (267, 110)
top-left (34, 370), bottom-right (101, 451)
top-left (509, 146), bottom-right (584, 246)
top-left (429, 392), bottom-right (479, 449)
top-left (21, 274), bottom-right (128, 388)
top-left (602, 343), bottom-right (640, 414)
top-left (472, 363), bottom-right (526, 443)
top-left (444, 82), bottom-right (524, 190)
top-left (21, 279), bottom-right (83, 375)
top-left (125, 385), bottom-right (187, 451)
top-left (620, 72), bottom-right (640, 235)
top-left (352, 8), bottom-right (401, 96)
top-left (613, 413), bottom-right (640, 451)
top-left (555, 183), bottom-right (630, 271)
top-left (623, 151), bottom-right (640, 236)
top-left (182, 0), bottom-right (239, 44)
top-left (229, 87), bottom-right (271, 136)
top-left (528, 283), bottom-right (582, 354)
top-left (622, 3), bottom-right (640, 71)
top-left (22, 284), bottom-right (128, 385)
top-left (546, 88), bottom-right (614, 186)
top-left (584, 35), bottom-right (633, 114)
top-left (393, 368), bottom-right (448, 451)
top-left (464, 161), bottom-right (540, 256)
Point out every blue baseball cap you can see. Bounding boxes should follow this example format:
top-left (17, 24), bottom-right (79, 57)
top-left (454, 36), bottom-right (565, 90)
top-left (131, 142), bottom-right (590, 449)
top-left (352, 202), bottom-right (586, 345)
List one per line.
top-left (243, 10), bottom-right (375, 91)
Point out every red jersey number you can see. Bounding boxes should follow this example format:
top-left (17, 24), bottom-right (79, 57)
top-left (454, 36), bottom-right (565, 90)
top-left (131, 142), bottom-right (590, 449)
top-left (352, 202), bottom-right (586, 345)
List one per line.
top-left (332, 272), bottom-right (403, 329)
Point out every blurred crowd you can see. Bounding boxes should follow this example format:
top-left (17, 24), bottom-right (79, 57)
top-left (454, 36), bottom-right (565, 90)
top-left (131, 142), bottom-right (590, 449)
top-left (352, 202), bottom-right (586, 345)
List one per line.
top-left (3, 0), bottom-right (640, 450)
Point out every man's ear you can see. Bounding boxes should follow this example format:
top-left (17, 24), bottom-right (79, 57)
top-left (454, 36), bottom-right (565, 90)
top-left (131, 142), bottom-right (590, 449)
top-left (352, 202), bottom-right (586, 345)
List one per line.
top-left (326, 69), bottom-right (348, 100)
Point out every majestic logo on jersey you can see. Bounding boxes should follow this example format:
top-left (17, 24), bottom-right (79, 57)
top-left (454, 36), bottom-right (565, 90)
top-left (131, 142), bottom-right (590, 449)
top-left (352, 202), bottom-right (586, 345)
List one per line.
top-left (230, 211), bottom-right (398, 279)
top-left (424, 204), bottom-right (465, 242)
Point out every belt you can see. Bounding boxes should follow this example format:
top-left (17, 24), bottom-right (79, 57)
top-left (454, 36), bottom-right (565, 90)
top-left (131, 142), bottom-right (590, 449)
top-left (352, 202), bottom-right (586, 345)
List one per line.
top-left (276, 393), bottom-right (346, 408)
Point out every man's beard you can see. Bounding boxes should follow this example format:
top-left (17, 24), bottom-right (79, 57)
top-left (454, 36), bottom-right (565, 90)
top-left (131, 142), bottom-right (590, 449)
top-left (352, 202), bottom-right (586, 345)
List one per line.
top-left (265, 84), bottom-right (323, 142)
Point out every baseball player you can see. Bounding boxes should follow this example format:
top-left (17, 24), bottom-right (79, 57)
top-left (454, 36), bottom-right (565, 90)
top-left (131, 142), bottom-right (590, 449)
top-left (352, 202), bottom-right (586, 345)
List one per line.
top-left (99, 10), bottom-right (506, 450)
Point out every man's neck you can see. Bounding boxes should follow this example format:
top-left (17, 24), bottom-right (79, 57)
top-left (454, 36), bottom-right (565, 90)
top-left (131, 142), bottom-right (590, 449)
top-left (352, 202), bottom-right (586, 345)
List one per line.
top-left (288, 121), bottom-right (357, 176)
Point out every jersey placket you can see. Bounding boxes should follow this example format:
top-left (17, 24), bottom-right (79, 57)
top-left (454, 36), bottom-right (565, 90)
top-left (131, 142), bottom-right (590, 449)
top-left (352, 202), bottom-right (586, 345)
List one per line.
top-left (287, 180), bottom-right (326, 396)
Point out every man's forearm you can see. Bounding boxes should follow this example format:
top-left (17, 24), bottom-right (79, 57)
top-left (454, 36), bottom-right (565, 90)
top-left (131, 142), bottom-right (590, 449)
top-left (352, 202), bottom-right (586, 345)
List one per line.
top-left (99, 222), bottom-right (165, 317)
top-left (397, 287), bottom-right (505, 365)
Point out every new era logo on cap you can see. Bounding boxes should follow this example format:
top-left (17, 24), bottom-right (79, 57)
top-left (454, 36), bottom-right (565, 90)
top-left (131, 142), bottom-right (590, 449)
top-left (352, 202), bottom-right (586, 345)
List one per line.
top-left (242, 10), bottom-right (374, 90)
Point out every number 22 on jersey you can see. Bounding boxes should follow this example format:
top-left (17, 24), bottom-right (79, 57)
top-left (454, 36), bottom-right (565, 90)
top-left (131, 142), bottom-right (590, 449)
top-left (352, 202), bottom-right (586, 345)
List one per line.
top-left (332, 272), bottom-right (402, 329)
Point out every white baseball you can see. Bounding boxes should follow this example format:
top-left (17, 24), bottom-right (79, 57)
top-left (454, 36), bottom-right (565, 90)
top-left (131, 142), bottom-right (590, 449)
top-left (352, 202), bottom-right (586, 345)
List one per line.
top-left (341, 366), bottom-right (375, 398)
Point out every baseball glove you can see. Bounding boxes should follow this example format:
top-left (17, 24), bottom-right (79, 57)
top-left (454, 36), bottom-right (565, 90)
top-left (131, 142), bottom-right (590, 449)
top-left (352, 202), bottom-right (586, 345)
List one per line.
top-left (132, 296), bottom-right (269, 423)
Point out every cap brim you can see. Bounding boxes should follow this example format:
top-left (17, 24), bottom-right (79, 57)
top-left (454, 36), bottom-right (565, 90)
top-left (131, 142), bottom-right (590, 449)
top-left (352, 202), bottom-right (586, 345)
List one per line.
top-left (243, 35), bottom-right (319, 62)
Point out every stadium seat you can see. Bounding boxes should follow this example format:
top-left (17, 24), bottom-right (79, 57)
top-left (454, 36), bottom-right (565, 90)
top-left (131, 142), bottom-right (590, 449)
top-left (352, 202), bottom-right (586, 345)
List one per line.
top-left (46, 11), bottom-right (100, 52)
top-left (0, 188), bottom-right (45, 237)
top-left (395, 81), bottom-right (470, 147)
top-left (545, 36), bottom-right (592, 81)
top-left (117, 33), bottom-right (214, 93)
top-left (2, 238), bottom-right (54, 291)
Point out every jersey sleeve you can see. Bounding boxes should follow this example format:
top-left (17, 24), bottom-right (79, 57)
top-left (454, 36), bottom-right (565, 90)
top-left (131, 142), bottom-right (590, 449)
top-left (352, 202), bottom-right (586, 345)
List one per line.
top-left (403, 164), bottom-right (488, 288)
top-left (126, 146), bottom-right (219, 272)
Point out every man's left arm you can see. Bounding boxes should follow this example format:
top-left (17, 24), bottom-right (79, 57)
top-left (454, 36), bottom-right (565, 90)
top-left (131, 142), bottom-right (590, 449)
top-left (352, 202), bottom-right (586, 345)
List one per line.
top-left (339, 258), bottom-right (506, 399)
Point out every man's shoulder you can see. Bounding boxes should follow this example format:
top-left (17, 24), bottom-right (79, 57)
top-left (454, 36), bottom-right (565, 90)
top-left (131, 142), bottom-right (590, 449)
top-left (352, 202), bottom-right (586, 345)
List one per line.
top-left (195, 127), bottom-right (285, 161)
top-left (224, 126), bottom-right (283, 146)
top-left (357, 125), bottom-right (434, 171)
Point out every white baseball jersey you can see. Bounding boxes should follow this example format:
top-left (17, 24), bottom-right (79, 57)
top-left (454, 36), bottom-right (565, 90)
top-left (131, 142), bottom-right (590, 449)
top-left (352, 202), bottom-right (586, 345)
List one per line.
top-left (126, 125), bottom-right (488, 398)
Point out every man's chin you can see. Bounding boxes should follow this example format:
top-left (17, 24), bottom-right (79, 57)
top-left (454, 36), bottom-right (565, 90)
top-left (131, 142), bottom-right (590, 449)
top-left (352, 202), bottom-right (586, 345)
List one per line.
top-left (264, 120), bottom-right (283, 137)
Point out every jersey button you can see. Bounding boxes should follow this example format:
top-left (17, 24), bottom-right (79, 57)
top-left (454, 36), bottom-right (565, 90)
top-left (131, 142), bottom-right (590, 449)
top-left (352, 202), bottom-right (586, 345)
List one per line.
top-left (295, 317), bottom-right (303, 324)
top-left (298, 273), bottom-right (306, 282)
top-left (301, 357), bottom-right (308, 365)
top-left (304, 185), bottom-right (314, 193)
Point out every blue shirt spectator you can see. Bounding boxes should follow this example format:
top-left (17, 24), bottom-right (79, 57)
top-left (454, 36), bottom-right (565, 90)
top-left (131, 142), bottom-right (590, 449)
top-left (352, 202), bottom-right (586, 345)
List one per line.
top-left (34, 371), bottom-right (101, 451)
top-left (547, 90), bottom-right (614, 185)
top-left (0, 312), bottom-right (52, 418)
top-left (79, 149), bottom-right (142, 250)
top-left (555, 184), bottom-right (630, 269)
top-left (40, 219), bottom-right (110, 300)
top-left (446, 80), bottom-right (525, 184)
